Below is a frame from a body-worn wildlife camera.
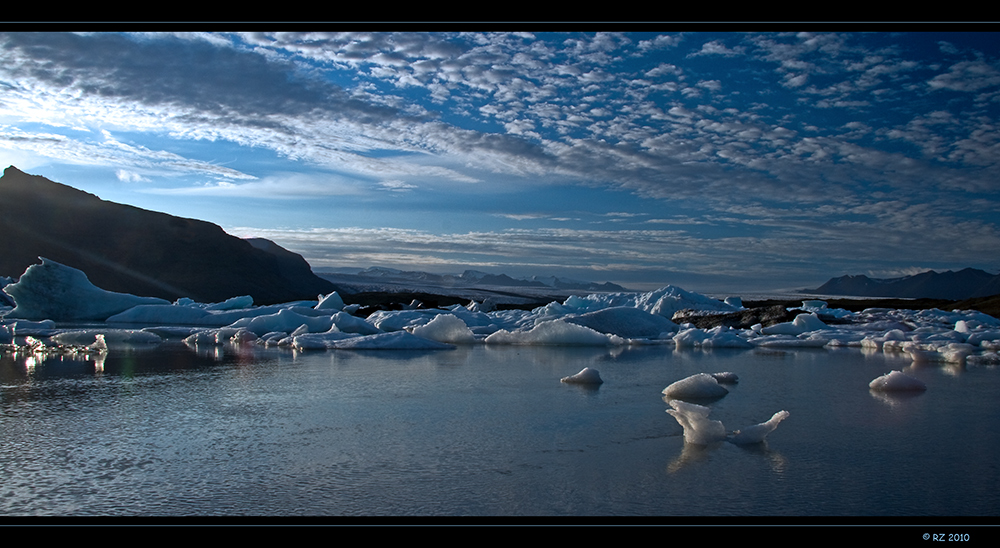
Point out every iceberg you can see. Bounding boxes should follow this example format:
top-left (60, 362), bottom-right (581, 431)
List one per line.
top-left (662, 373), bottom-right (729, 401)
top-left (730, 410), bottom-right (790, 445)
top-left (665, 400), bottom-right (728, 445)
top-left (564, 306), bottom-right (678, 339)
top-left (323, 331), bottom-right (455, 350)
top-left (485, 319), bottom-right (624, 346)
top-left (4, 258), bottom-right (169, 321)
top-left (409, 313), bottom-right (476, 344)
top-left (560, 367), bottom-right (604, 384)
top-left (666, 400), bottom-right (789, 446)
top-left (869, 370), bottom-right (927, 392)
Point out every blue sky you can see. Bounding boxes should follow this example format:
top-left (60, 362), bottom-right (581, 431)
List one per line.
top-left (2, 29), bottom-right (1000, 292)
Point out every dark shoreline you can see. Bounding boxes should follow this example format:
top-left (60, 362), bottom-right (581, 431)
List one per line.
top-left (747, 294), bottom-right (1000, 319)
top-left (339, 288), bottom-right (1000, 321)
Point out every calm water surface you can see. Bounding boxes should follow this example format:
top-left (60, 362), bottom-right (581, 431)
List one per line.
top-left (2, 341), bottom-right (998, 517)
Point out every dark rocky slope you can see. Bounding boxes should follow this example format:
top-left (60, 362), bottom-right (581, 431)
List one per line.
top-left (809, 268), bottom-right (1000, 300)
top-left (0, 166), bottom-right (335, 304)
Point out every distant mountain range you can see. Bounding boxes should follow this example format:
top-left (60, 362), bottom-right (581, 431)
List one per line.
top-left (323, 266), bottom-right (627, 292)
top-left (806, 268), bottom-right (1000, 300)
top-left (0, 166), bottom-right (336, 304)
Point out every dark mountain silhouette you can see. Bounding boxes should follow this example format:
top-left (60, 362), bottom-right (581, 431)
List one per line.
top-left (0, 166), bottom-right (336, 304)
top-left (807, 268), bottom-right (1000, 300)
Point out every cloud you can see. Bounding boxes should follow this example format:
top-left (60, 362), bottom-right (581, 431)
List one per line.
top-left (143, 172), bottom-right (365, 198)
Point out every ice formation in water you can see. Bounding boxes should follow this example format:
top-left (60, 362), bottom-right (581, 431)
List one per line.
top-left (4, 258), bottom-right (169, 321)
top-left (4, 258), bottom-right (1000, 370)
top-left (665, 400), bottom-right (728, 445)
top-left (710, 372), bottom-right (739, 384)
top-left (662, 373), bottom-right (729, 400)
top-left (869, 370), bottom-right (927, 392)
top-left (409, 313), bottom-right (475, 344)
top-left (729, 410), bottom-right (790, 445)
top-left (560, 367), bottom-right (604, 384)
top-left (666, 400), bottom-right (789, 445)
top-left (485, 319), bottom-right (624, 346)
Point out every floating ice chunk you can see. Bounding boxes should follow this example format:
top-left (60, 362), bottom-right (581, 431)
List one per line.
top-left (90, 333), bottom-right (108, 353)
top-left (330, 311), bottom-right (381, 335)
top-left (50, 329), bottom-right (162, 346)
top-left (324, 331), bottom-right (455, 350)
top-left (367, 309), bottom-right (445, 332)
top-left (108, 304), bottom-right (213, 325)
top-left (665, 400), bottom-right (728, 445)
top-left (315, 291), bottom-right (345, 311)
top-left (291, 330), bottom-right (358, 350)
top-left (869, 370), bottom-right (927, 392)
top-left (485, 320), bottom-right (624, 346)
top-left (564, 306), bottom-right (679, 339)
top-left (730, 410), bottom-right (790, 445)
top-left (409, 313), bottom-right (475, 344)
top-left (227, 308), bottom-right (334, 336)
top-left (4, 258), bottom-right (169, 321)
top-left (560, 367), bottom-right (604, 384)
top-left (205, 295), bottom-right (254, 311)
top-left (229, 329), bottom-right (258, 345)
top-left (761, 313), bottom-right (828, 336)
top-left (700, 326), bottom-right (754, 348)
top-left (662, 373), bottom-right (729, 400)
top-left (710, 372), bottom-right (739, 384)
top-left (672, 327), bottom-right (709, 348)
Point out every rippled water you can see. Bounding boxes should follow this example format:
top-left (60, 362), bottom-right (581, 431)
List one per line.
top-left (2, 342), bottom-right (999, 517)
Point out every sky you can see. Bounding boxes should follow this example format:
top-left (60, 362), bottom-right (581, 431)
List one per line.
top-left (2, 28), bottom-right (1000, 293)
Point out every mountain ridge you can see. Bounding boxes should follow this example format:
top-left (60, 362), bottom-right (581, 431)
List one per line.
top-left (806, 268), bottom-right (1000, 300)
top-left (0, 166), bottom-right (336, 305)
top-left (322, 266), bottom-right (628, 292)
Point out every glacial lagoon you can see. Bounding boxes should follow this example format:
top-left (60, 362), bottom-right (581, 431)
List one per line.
top-left (2, 341), bottom-right (999, 518)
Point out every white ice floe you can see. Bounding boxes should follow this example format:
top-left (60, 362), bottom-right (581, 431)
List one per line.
top-left (485, 319), bottom-right (624, 346)
top-left (666, 400), bottom-right (789, 446)
top-left (6, 257), bottom-right (1000, 363)
top-left (563, 306), bottom-right (678, 339)
top-left (869, 370), bottom-right (927, 392)
top-left (560, 367), bottom-right (604, 384)
top-left (314, 291), bottom-right (345, 311)
top-left (409, 313), bottom-right (476, 344)
top-left (665, 400), bottom-right (728, 445)
top-left (710, 372), bottom-right (739, 384)
top-left (662, 373), bottom-right (729, 400)
top-left (729, 410), bottom-right (791, 445)
top-left (674, 326), bottom-right (753, 348)
top-left (227, 308), bottom-right (334, 336)
top-left (321, 331), bottom-right (455, 350)
top-left (760, 313), bottom-right (828, 336)
top-left (50, 329), bottom-right (162, 346)
top-left (4, 258), bottom-right (169, 321)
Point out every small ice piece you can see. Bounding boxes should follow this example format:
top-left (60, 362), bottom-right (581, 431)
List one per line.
top-left (560, 367), bottom-right (604, 384)
top-left (410, 313), bottom-right (476, 344)
top-left (869, 370), bottom-right (927, 392)
top-left (730, 410), bottom-right (790, 445)
top-left (662, 373), bottom-right (729, 400)
top-left (710, 371), bottom-right (739, 384)
top-left (89, 334), bottom-right (108, 353)
top-left (665, 400), bottom-right (728, 445)
top-left (205, 295), bottom-right (254, 311)
top-left (315, 291), bottom-right (345, 311)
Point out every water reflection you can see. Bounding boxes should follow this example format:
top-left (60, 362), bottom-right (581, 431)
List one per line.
top-left (1, 341), bottom-right (998, 516)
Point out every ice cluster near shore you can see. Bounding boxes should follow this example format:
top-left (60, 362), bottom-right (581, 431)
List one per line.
top-left (3, 259), bottom-right (1000, 363)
